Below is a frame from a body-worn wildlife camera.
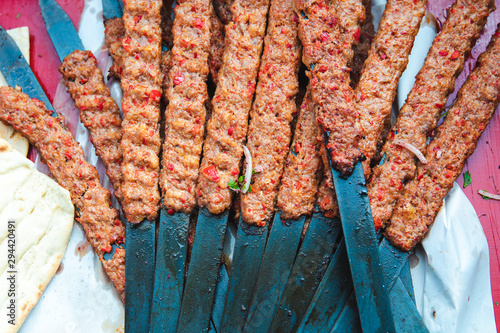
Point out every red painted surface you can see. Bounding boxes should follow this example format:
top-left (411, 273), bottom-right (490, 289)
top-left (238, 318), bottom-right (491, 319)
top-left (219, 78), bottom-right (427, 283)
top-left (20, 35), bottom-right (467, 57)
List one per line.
top-left (1, 0), bottom-right (500, 329)
top-left (0, 0), bottom-right (85, 102)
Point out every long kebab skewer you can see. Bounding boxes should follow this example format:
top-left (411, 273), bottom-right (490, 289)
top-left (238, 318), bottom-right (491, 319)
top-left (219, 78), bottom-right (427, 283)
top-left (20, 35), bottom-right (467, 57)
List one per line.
top-left (368, 0), bottom-right (494, 230)
top-left (386, 23), bottom-right (500, 251)
top-left (220, 0), bottom-right (302, 330)
top-left (150, 1), bottom-right (212, 331)
top-left (325, 0), bottom-right (495, 330)
top-left (0, 86), bottom-right (126, 301)
top-left (177, 1), bottom-right (270, 331)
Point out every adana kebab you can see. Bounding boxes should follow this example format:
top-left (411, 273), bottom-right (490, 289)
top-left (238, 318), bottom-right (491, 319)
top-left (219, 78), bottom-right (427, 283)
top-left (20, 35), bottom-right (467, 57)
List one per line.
top-left (386, 24), bottom-right (500, 251)
top-left (295, 0), bottom-right (365, 177)
top-left (277, 89), bottom-right (323, 220)
top-left (0, 86), bottom-right (125, 300)
top-left (104, 17), bottom-right (126, 80)
top-left (317, 0), bottom-right (426, 217)
top-left (240, 0), bottom-right (302, 226)
top-left (314, 0), bottom-right (369, 219)
top-left (160, 0), bottom-right (212, 213)
top-left (369, 0), bottom-right (494, 230)
top-left (197, 0), bottom-right (270, 215)
top-left (357, 0), bottom-right (427, 175)
top-left (59, 50), bottom-right (124, 200)
top-left (120, 0), bottom-right (162, 223)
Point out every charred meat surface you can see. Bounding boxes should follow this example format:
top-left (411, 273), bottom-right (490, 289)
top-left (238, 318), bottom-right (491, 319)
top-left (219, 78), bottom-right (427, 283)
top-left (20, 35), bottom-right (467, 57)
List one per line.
top-left (240, 0), bottom-right (301, 226)
top-left (277, 90), bottom-right (322, 220)
top-left (59, 50), bottom-right (124, 201)
top-left (368, 0), bottom-right (493, 229)
top-left (0, 86), bottom-right (125, 301)
top-left (385, 25), bottom-right (500, 251)
top-left (213, 0), bottom-right (234, 24)
top-left (120, 0), bottom-right (162, 223)
top-left (295, 0), bottom-right (365, 176)
top-left (209, 5), bottom-right (226, 86)
top-left (160, 0), bottom-right (212, 213)
top-left (104, 17), bottom-right (126, 80)
top-left (350, 0), bottom-right (375, 88)
top-left (356, 0), bottom-right (427, 178)
top-left (196, 0), bottom-right (270, 214)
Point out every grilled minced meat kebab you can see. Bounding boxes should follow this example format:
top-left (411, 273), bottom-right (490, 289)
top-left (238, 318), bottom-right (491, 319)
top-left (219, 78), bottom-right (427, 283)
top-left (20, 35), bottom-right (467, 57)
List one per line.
top-left (357, 0), bottom-right (427, 176)
top-left (277, 89), bottom-right (323, 220)
top-left (369, 0), bottom-right (494, 230)
top-left (197, 0), bottom-right (270, 214)
top-left (59, 50), bottom-right (124, 201)
top-left (313, 0), bottom-right (366, 219)
top-left (120, 0), bottom-right (162, 223)
top-left (295, 0), bottom-right (365, 176)
top-left (0, 86), bottom-right (126, 300)
top-left (104, 17), bottom-right (126, 80)
top-left (160, 0), bottom-right (212, 213)
top-left (240, 0), bottom-right (301, 225)
top-left (386, 24), bottom-right (500, 251)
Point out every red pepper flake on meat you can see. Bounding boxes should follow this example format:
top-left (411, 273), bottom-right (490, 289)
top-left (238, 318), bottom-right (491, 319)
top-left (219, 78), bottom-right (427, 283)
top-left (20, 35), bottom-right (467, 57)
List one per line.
top-left (203, 165), bottom-right (220, 182)
top-left (368, 0), bottom-right (493, 229)
top-left (0, 86), bottom-right (126, 301)
top-left (240, 0), bottom-right (301, 225)
top-left (120, 0), bottom-right (162, 222)
top-left (197, 0), bottom-right (270, 214)
top-left (160, 0), bottom-right (212, 213)
top-left (386, 24), bottom-right (500, 251)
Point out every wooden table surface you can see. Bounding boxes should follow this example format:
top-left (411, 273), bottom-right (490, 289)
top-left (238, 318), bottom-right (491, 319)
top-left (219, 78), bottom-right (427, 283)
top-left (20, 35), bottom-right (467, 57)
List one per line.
top-left (1, 0), bottom-right (499, 330)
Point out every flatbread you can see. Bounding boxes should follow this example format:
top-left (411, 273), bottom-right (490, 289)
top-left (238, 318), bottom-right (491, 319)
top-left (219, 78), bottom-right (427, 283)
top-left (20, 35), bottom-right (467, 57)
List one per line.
top-left (0, 139), bottom-right (74, 333)
top-left (0, 27), bottom-right (30, 157)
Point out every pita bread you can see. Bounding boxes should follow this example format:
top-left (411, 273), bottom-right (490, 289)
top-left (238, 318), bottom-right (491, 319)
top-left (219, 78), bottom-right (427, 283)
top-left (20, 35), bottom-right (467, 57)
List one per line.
top-left (0, 27), bottom-right (30, 157)
top-left (0, 139), bottom-right (74, 333)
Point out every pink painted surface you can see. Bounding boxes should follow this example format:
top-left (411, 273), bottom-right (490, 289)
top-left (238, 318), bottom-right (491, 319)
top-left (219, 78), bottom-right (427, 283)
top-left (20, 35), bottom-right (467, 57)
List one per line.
top-left (428, 1), bottom-right (500, 329)
top-left (0, 0), bottom-right (499, 329)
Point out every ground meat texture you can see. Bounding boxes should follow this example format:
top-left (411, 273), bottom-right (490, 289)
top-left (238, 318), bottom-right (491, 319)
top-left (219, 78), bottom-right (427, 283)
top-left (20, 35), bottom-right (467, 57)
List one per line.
top-left (385, 26), bottom-right (500, 251)
top-left (295, 0), bottom-right (365, 176)
top-left (314, 0), bottom-right (367, 217)
top-left (160, 0), bottom-right (212, 213)
top-left (277, 90), bottom-right (322, 220)
top-left (196, 0), bottom-right (270, 214)
top-left (0, 86), bottom-right (126, 301)
top-left (209, 5), bottom-right (225, 86)
top-left (368, 0), bottom-right (493, 230)
top-left (104, 17), bottom-right (126, 80)
top-left (120, 0), bottom-right (162, 223)
top-left (350, 0), bottom-right (375, 89)
top-left (59, 50), bottom-right (124, 202)
top-left (240, 0), bottom-right (301, 226)
top-left (356, 0), bottom-right (427, 178)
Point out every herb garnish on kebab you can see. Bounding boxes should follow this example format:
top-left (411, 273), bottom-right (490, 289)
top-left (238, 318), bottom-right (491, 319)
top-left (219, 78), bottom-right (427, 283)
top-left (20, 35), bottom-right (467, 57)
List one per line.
top-left (120, 0), bottom-right (162, 223)
top-left (240, 0), bottom-right (302, 226)
top-left (221, 0), bottom-right (302, 329)
top-left (196, 0), bottom-right (270, 215)
top-left (0, 87), bottom-right (126, 300)
top-left (369, 0), bottom-right (494, 230)
top-left (387, 23), bottom-right (500, 251)
top-left (177, 1), bottom-right (270, 331)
